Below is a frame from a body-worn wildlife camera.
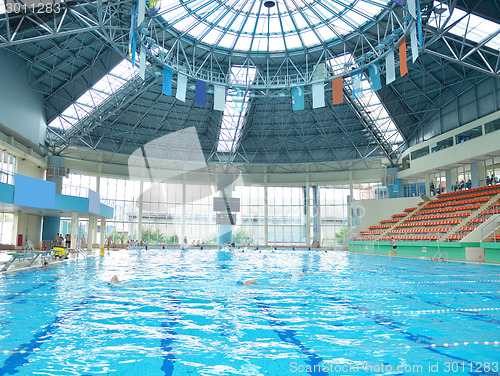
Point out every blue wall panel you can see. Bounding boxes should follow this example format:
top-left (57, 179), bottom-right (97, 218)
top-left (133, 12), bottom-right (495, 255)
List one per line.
top-left (0, 182), bottom-right (14, 204)
top-left (14, 174), bottom-right (56, 208)
top-left (55, 194), bottom-right (88, 212)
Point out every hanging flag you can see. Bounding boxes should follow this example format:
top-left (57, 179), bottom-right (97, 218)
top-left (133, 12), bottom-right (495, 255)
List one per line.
top-left (137, 0), bottom-right (145, 25)
top-left (391, 0), bottom-right (404, 5)
top-left (148, 0), bottom-right (160, 16)
top-left (386, 50), bottom-right (396, 85)
top-left (162, 66), bottom-right (172, 96)
top-left (195, 80), bottom-right (207, 106)
top-left (399, 38), bottom-right (408, 77)
top-left (408, 0), bottom-right (416, 18)
top-left (312, 82), bottom-right (325, 109)
top-left (214, 85), bottom-right (226, 111)
top-left (368, 62), bottom-right (382, 92)
top-left (410, 25), bottom-right (419, 62)
top-left (292, 86), bottom-right (304, 111)
top-left (417, 0), bottom-right (423, 46)
top-left (128, 3), bottom-right (136, 67)
top-left (139, 45), bottom-right (146, 80)
top-left (176, 74), bottom-right (187, 102)
top-left (351, 71), bottom-right (363, 99)
top-left (131, 32), bottom-right (137, 67)
top-left (332, 77), bottom-right (343, 104)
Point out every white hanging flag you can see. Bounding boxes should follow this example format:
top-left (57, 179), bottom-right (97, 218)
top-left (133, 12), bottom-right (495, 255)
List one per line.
top-left (214, 85), bottom-right (226, 111)
top-left (139, 45), bottom-right (146, 80)
top-left (386, 50), bottom-right (396, 85)
top-left (137, 0), bottom-right (146, 25)
top-left (410, 25), bottom-right (419, 62)
top-left (408, 0), bottom-right (416, 18)
top-left (176, 74), bottom-right (187, 102)
top-left (312, 82), bottom-right (325, 109)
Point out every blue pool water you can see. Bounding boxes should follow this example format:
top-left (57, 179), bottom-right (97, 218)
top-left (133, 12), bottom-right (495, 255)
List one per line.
top-left (0, 248), bottom-right (499, 375)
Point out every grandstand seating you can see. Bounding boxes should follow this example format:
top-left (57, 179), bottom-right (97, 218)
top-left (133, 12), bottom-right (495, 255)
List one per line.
top-left (353, 183), bottom-right (500, 242)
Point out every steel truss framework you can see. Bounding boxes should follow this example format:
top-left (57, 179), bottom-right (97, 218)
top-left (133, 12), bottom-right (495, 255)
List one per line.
top-left (0, 0), bottom-right (499, 171)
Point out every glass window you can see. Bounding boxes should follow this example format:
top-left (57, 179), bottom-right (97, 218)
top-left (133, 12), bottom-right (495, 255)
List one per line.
top-left (485, 118), bottom-right (500, 134)
top-left (455, 125), bottom-right (482, 144)
top-left (0, 151), bottom-right (15, 185)
top-left (411, 146), bottom-right (430, 160)
top-left (430, 137), bottom-right (453, 153)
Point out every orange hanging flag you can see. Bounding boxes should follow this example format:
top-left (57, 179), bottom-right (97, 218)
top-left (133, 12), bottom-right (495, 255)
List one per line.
top-left (399, 38), bottom-right (408, 77)
top-left (332, 77), bottom-right (343, 104)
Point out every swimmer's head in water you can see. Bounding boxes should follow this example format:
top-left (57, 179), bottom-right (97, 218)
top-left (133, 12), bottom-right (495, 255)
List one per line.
top-left (302, 268), bottom-right (307, 272)
top-left (237, 280), bottom-right (243, 285)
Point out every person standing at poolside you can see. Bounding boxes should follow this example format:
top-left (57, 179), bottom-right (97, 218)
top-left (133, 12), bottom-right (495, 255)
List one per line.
top-left (390, 237), bottom-right (397, 256)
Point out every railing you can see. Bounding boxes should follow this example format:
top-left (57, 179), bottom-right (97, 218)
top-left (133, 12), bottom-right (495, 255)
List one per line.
top-left (479, 215), bottom-right (500, 243)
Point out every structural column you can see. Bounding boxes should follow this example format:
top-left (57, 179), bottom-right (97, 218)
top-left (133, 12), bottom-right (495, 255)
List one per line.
top-left (100, 218), bottom-right (106, 249)
top-left (181, 182), bottom-right (186, 245)
top-left (42, 156), bottom-right (65, 242)
top-left (425, 174), bottom-right (431, 197)
top-left (264, 185), bottom-right (268, 246)
top-left (92, 218), bottom-right (98, 246)
top-left (348, 182), bottom-right (354, 228)
top-left (470, 162), bottom-right (479, 189)
top-left (137, 180), bottom-right (144, 241)
top-left (87, 216), bottom-right (95, 251)
top-left (312, 186), bottom-right (320, 244)
top-left (217, 188), bottom-right (233, 245)
top-left (305, 183), bottom-right (311, 246)
top-left (70, 212), bottom-right (79, 248)
top-left (477, 160), bottom-right (486, 187)
top-left (447, 168), bottom-right (458, 192)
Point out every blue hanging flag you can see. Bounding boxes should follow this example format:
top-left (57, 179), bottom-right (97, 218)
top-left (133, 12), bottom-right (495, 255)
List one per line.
top-left (128, 3), bottom-right (136, 67)
top-left (195, 80), bottom-right (206, 106)
top-left (292, 86), bottom-right (304, 111)
top-left (417, 0), bottom-right (424, 46)
top-left (162, 66), bottom-right (172, 96)
top-left (391, 0), bottom-right (404, 6)
top-left (368, 62), bottom-right (382, 92)
top-left (351, 71), bottom-right (363, 99)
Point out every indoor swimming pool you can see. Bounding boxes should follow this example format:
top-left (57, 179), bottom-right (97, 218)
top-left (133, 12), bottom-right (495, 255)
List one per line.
top-left (0, 248), bottom-right (499, 375)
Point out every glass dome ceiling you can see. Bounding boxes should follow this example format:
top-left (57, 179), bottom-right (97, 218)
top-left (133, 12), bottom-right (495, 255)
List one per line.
top-left (160, 0), bottom-right (392, 52)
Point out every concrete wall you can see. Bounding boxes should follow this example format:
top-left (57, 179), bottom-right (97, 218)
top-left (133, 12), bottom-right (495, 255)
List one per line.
top-left (16, 213), bottom-right (42, 247)
top-left (16, 158), bottom-right (45, 180)
top-left (399, 111), bottom-right (500, 179)
top-left (0, 49), bottom-right (46, 148)
top-left (350, 196), bottom-right (422, 233)
top-left (348, 240), bottom-right (500, 263)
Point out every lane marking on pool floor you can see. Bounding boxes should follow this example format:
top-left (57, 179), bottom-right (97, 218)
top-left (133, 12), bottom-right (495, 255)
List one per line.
top-left (381, 307), bottom-right (500, 315)
top-left (2, 341), bottom-right (499, 356)
top-left (2, 290), bottom-right (500, 299)
top-left (398, 280), bottom-right (500, 284)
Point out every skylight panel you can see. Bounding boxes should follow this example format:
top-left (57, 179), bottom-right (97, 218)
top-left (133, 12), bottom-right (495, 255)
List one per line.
top-left (269, 35), bottom-right (286, 51)
top-left (201, 32), bottom-right (220, 46)
top-left (161, 0), bottom-right (391, 52)
top-left (217, 65), bottom-right (257, 152)
top-left (329, 53), bottom-right (404, 149)
top-left (219, 32), bottom-right (238, 49)
top-left (428, 3), bottom-right (500, 50)
top-left (234, 35), bottom-right (253, 51)
top-left (315, 25), bottom-right (336, 41)
top-left (284, 34), bottom-right (302, 49)
top-left (49, 59), bottom-right (138, 131)
top-left (301, 29), bottom-right (321, 46)
top-left (448, 11), bottom-right (500, 50)
top-left (0, 1), bottom-right (5, 14)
